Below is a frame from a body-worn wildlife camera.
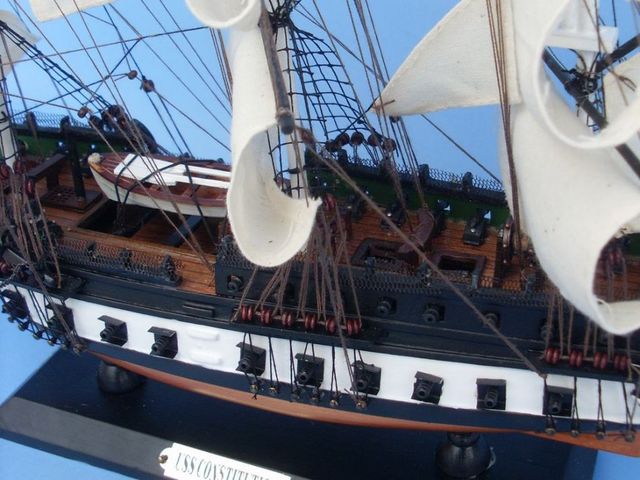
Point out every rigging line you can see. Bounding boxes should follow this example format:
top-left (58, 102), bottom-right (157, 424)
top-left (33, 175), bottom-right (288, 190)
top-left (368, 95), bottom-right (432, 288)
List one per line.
top-left (363, 0), bottom-right (391, 80)
top-left (0, 32), bottom-right (27, 116)
top-left (303, 137), bottom-right (543, 377)
top-left (287, 29), bottom-right (326, 135)
top-left (0, 62), bottom-right (20, 165)
top-left (152, 89), bottom-right (230, 151)
top-left (5, 70), bottom-right (126, 118)
top-left (81, 10), bottom-right (119, 27)
top-left (62, 3), bottom-right (174, 191)
top-left (153, 87), bottom-right (192, 156)
top-left (291, 30), bottom-right (354, 137)
top-left (4, 9), bottom-right (194, 212)
top-left (268, 336), bottom-right (279, 391)
top-left (345, 3), bottom-right (416, 193)
top-left (138, 0), bottom-right (231, 116)
top-left (351, 0), bottom-right (412, 224)
top-left (5, 1), bottom-right (177, 157)
top-left (358, 3), bottom-right (427, 201)
top-left (279, 24), bottom-right (311, 198)
top-left (361, 0), bottom-right (425, 199)
top-left (229, 266), bottom-right (259, 324)
top-left (71, 3), bottom-right (156, 156)
top-left (300, 5), bottom-right (378, 137)
top-left (351, 1), bottom-right (388, 114)
top-left (140, 94), bottom-right (218, 253)
top-left (156, 0), bottom-right (230, 105)
top-left (543, 50), bottom-right (640, 178)
top-left (621, 382), bottom-right (636, 435)
top-left (420, 114), bottom-right (502, 184)
top-left (47, 72), bottom-right (75, 121)
top-left (5, 27), bottom-right (211, 67)
top-left (107, 4), bottom-right (231, 134)
top-left (485, 0), bottom-right (523, 260)
top-left (8, 1), bottom-right (24, 23)
top-left (317, 211), bottom-right (358, 402)
top-left (142, 87), bottom-right (183, 153)
top-left (298, 4), bottom-right (378, 77)
top-left (52, 0), bottom-right (131, 110)
top-left (5, 92), bottom-right (101, 114)
top-left (309, 1), bottom-right (382, 165)
top-left (580, 0), bottom-right (638, 110)
top-left (101, 27), bottom-right (183, 155)
top-left (9, 0), bottom-right (208, 176)
top-left (89, 40), bottom-right (141, 98)
top-left (391, 120), bottom-right (428, 209)
top-left (297, 4), bottom-right (496, 181)
top-left (102, 6), bottom-right (134, 73)
top-left (344, 1), bottom-right (379, 130)
top-left (210, 29), bottom-right (232, 101)
top-left (595, 34), bottom-right (640, 73)
top-left (86, 124), bottom-right (215, 270)
top-left (20, 6), bottom-right (217, 268)
top-left (5, 222), bottom-right (80, 346)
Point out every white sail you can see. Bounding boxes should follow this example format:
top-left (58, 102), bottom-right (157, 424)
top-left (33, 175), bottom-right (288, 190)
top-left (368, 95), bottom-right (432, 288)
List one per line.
top-left (0, 11), bottom-right (38, 168)
top-left (377, 0), bottom-right (640, 149)
top-left (603, 52), bottom-right (640, 157)
top-left (516, 0), bottom-right (640, 150)
top-left (373, 0), bottom-right (521, 116)
top-left (186, 0), bottom-right (321, 267)
top-left (29, 0), bottom-right (113, 22)
top-left (378, 0), bottom-right (640, 333)
top-left (505, 2), bottom-right (640, 334)
top-left (508, 91), bottom-right (640, 335)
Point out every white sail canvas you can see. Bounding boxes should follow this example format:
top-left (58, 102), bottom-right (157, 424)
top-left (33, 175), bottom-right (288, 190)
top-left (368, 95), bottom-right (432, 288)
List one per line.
top-left (603, 53), bottom-right (640, 161)
top-left (378, 0), bottom-right (640, 333)
top-left (0, 10), bottom-right (38, 70)
top-left (29, 0), bottom-right (114, 22)
top-left (374, 0), bottom-right (520, 116)
top-left (187, 0), bottom-right (321, 267)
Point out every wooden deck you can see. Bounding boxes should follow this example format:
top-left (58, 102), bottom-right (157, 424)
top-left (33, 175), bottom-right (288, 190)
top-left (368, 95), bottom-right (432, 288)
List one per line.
top-left (36, 165), bottom-right (217, 295)
top-left (25, 155), bottom-right (639, 300)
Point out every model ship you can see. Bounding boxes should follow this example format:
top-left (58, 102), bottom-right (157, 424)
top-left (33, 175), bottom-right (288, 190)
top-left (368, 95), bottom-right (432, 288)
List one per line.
top-left (1, 0), bottom-right (639, 463)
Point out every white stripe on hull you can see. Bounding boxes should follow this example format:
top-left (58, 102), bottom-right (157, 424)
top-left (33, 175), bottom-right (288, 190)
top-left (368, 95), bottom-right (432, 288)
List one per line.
top-left (19, 288), bottom-right (639, 426)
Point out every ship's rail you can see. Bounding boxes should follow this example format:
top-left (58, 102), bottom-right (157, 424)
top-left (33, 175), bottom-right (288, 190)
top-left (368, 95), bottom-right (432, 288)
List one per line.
top-left (56, 237), bottom-right (182, 286)
top-left (218, 239), bottom-right (546, 306)
top-left (349, 155), bottom-right (504, 193)
top-left (13, 111), bottom-right (88, 130)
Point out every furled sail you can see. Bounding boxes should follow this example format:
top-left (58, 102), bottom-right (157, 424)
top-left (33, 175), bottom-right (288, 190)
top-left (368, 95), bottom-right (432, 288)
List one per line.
top-left (29, 0), bottom-right (113, 22)
top-left (373, 0), bottom-right (521, 116)
top-left (186, 0), bottom-right (321, 267)
top-left (377, 0), bottom-right (640, 334)
top-left (0, 11), bottom-right (38, 168)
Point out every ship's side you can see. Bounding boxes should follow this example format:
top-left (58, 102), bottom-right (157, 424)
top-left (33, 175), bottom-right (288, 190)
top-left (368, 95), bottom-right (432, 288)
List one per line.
top-left (2, 118), bottom-right (639, 456)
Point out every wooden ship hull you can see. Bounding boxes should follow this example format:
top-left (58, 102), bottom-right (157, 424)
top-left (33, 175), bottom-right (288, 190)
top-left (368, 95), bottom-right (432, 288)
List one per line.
top-left (1, 1), bottom-right (639, 465)
top-left (2, 118), bottom-right (639, 458)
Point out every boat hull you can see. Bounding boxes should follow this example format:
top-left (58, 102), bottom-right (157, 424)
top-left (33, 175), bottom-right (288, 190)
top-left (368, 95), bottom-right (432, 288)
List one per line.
top-left (89, 155), bottom-right (227, 218)
top-left (8, 283), bottom-right (639, 456)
